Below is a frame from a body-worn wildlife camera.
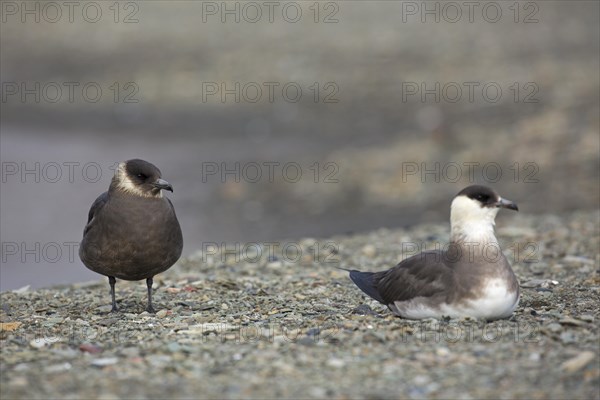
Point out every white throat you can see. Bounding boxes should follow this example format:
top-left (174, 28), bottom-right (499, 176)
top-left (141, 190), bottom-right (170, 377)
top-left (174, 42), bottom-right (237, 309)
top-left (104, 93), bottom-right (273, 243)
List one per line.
top-left (450, 196), bottom-right (498, 244)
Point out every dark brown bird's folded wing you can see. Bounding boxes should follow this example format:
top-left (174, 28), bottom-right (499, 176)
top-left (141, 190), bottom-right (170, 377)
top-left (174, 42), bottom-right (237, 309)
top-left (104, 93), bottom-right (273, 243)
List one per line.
top-left (364, 251), bottom-right (454, 305)
top-left (83, 191), bottom-right (109, 235)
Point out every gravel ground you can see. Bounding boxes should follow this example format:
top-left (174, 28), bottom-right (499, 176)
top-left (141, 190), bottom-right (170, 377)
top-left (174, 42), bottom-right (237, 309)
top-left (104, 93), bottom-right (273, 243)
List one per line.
top-left (1, 210), bottom-right (598, 399)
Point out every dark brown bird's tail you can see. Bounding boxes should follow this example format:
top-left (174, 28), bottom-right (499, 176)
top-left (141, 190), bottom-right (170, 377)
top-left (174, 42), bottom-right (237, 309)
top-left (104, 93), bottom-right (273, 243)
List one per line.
top-left (348, 270), bottom-right (385, 304)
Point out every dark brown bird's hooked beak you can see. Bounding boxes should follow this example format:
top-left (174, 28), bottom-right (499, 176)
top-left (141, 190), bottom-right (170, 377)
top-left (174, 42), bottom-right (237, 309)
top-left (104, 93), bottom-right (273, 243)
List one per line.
top-left (152, 178), bottom-right (173, 193)
top-left (496, 197), bottom-right (518, 211)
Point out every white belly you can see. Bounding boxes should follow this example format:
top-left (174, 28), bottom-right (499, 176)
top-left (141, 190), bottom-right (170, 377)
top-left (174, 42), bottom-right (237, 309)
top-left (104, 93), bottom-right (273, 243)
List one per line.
top-left (391, 278), bottom-right (519, 320)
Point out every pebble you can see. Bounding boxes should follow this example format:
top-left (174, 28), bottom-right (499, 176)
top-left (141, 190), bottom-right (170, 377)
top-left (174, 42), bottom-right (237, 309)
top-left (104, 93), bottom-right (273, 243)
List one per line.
top-left (546, 323), bottom-right (563, 333)
top-left (559, 331), bottom-right (577, 344)
top-left (14, 363), bottom-right (30, 372)
top-left (309, 387), bottom-right (327, 398)
top-left (156, 310), bottom-right (168, 318)
top-left (521, 279), bottom-right (558, 288)
top-left (436, 347), bottom-right (450, 357)
top-left (562, 256), bottom-right (595, 266)
top-left (96, 305), bottom-right (113, 313)
top-left (167, 342), bottom-right (181, 353)
top-left (29, 337), bottom-right (61, 349)
top-left (45, 362), bottom-right (72, 373)
top-left (79, 344), bottom-right (103, 354)
top-left (0, 322), bottom-right (22, 332)
top-left (361, 244), bottom-right (377, 257)
top-left (146, 355), bottom-right (173, 368)
top-left (267, 261), bottom-right (282, 269)
top-left (326, 358), bottom-right (346, 368)
top-left (561, 351), bottom-right (596, 373)
top-left (91, 358), bottom-right (119, 367)
top-left (558, 317), bottom-right (586, 326)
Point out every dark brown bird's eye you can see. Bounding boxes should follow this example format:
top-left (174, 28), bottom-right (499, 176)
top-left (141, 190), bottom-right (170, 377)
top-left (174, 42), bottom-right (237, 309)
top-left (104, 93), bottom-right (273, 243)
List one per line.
top-left (137, 173), bottom-right (146, 179)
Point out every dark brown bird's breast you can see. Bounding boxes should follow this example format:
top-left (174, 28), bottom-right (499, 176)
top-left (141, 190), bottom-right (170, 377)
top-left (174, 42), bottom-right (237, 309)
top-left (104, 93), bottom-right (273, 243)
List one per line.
top-left (80, 193), bottom-right (183, 281)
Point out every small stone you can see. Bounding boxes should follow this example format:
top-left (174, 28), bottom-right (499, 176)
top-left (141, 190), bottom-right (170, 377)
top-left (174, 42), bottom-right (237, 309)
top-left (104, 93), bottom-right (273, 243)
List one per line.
top-left (14, 363), bottom-right (29, 372)
top-left (79, 344), bottom-right (103, 354)
top-left (221, 303), bottom-right (229, 310)
top-left (0, 322), bottom-right (22, 332)
top-left (547, 323), bottom-right (562, 333)
top-left (45, 362), bottom-right (72, 373)
top-left (413, 375), bottom-right (430, 385)
top-left (521, 279), bottom-right (545, 288)
top-left (521, 279), bottom-right (557, 289)
top-left (326, 358), bottom-right (345, 368)
top-left (97, 305), bottom-right (114, 313)
top-left (361, 244), bottom-right (377, 257)
top-left (98, 318), bottom-right (119, 326)
top-left (156, 310), bottom-right (168, 318)
top-left (530, 263), bottom-right (548, 275)
top-left (352, 304), bottom-right (377, 315)
top-left (30, 337), bottom-right (61, 349)
top-left (91, 357), bottom-right (119, 367)
top-left (146, 355), bottom-right (172, 368)
top-left (309, 387), bottom-right (327, 398)
top-left (561, 351), bottom-right (596, 373)
top-left (562, 255), bottom-right (595, 266)
top-left (267, 261), bottom-right (282, 269)
top-left (119, 347), bottom-right (140, 357)
top-left (9, 376), bottom-right (28, 387)
top-left (559, 317), bottom-right (586, 326)
top-left (559, 331), bottom-right (577, 344)
top-left (167, 342), bottom-right (181, 353)
top-left (436, 347), bottom-right (450, 357)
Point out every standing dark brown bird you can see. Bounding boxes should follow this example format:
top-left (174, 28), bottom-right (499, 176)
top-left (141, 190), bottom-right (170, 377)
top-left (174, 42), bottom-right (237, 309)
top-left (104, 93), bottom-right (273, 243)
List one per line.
top-left (79, 159), bottom-right (183, 313)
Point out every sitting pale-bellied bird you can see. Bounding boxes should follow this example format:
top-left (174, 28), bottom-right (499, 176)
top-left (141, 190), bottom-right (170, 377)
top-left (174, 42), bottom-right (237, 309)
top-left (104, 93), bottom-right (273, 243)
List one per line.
top-left (341, 185), bottom-right (520, 320)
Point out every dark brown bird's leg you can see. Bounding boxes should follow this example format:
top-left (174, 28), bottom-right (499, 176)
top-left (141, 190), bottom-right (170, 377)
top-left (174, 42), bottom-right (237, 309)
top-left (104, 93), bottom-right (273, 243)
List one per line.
top-left (146, 277), bottom-right (156, 314)
top-left (108, 276), bottom-right (118, 312)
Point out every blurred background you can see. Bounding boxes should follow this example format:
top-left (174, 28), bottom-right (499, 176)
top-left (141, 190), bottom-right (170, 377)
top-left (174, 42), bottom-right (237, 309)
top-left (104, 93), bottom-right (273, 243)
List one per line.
top-left (1, 1), bottom-right (598, 290)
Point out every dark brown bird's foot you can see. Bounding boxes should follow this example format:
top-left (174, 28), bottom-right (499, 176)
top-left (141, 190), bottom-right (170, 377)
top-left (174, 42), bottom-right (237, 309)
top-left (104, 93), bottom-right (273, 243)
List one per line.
top-left (108, 276), bottom-right (118, 313)
top-left (146, 277), bottom-right (155, 314)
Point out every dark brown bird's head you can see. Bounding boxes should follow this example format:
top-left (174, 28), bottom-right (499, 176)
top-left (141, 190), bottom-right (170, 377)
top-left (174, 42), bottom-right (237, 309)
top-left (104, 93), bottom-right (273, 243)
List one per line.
top-left (110, 159), bottom-right (173, 198)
